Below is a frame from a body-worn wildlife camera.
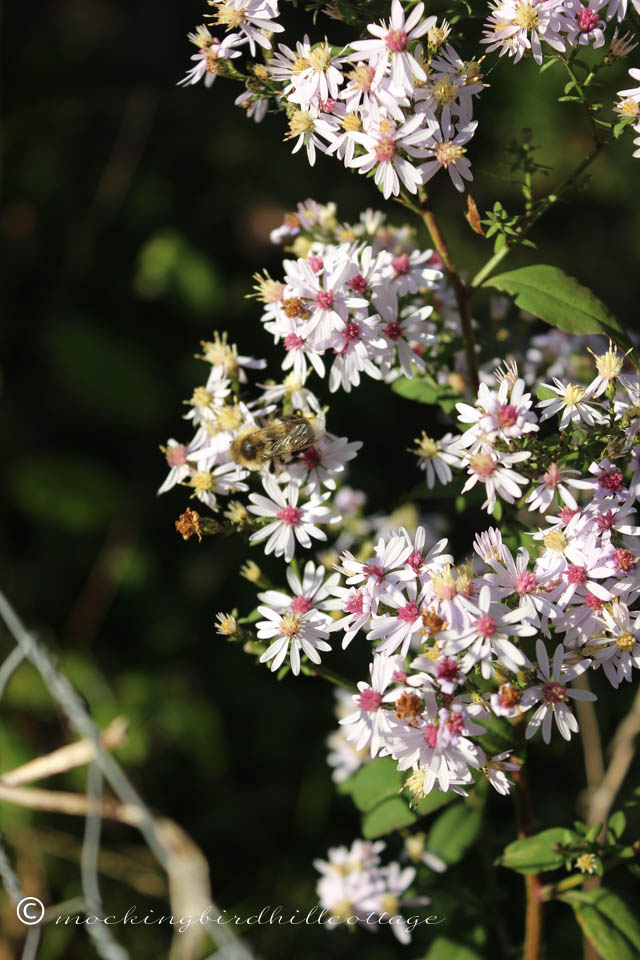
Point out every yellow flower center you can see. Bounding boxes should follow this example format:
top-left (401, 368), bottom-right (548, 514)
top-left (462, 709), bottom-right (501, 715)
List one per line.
top-left (213, 4), bottom-right (245, 29)
top-left (280, 613), bottom-right (302, 638)
top-left (435, 140), bottom-right (465, 167)
top-left (191, 471), bottom-right (215, 492)
top-left (544, 530), bottom-right (568, 553)
top-left (513, 1), bottom-right (541, 29)
top-left (342, 113), bottom-right (362, 131)
top-left (293, 56), bottom-right (310, 73)
top-left (286, 110), bottom-right (315, 138)
top-left (433, 78), bottom-right (457, 105)
top-left (564, 382), bottom-right (586, 406)
top-left (616, 631), bottom-right (635, 651)
top-left (308, 42), bottom-right (332, 72)
top-left (192, 386), bottom-right (213, 408)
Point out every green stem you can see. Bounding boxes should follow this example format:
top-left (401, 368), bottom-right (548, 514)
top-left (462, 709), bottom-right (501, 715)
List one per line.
top-left (471, 137), bottom-right (611, 289)
top-left (414, 190), bottom-right (479, 392)
top-left (299, 661), bottom-right (358, 693)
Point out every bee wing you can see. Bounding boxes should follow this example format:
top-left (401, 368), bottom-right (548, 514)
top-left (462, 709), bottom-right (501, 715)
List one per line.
top-left (265, 419), bottom-right (315, 458)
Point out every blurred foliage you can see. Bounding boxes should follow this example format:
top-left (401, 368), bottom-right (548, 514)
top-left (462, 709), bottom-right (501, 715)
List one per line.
top-left (2, 0), bottom-right (640, 957)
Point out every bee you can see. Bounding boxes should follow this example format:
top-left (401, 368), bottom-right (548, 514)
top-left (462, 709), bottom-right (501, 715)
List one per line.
top-left (230, 414), bottom-right (325, 471)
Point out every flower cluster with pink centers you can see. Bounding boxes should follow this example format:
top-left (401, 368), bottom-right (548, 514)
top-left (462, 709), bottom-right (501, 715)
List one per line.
top-left (258, 213), bottom-right (445, 393)
top-left (317, 435), bottom-right (640, 793)
top-left (481, 0), bottom-right (637, 64)
top-left (180, 0), bottom-right (485, 196)
top-left (615, 67), bottom-right (640, 159)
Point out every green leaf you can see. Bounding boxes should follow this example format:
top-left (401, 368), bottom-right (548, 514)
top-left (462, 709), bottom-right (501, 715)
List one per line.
top-left (608, 810), bottom-right (626, 840)
top-left (414, 790), bottom-right (458, 818)
top-left (8, 456), bottom-right (123, 534)
top-left (563, 889), bottom-right (640, 960)
top-left (427, 801), bottom-right (483, 865)
top-left (392, 375), bottom-right (462, 414)
top-left (418, 937), bottom-right (484, 960)
top-left (361, 796), bottom-right (417, 838)
top-left (483, 265), bottom-right (638, 366)
top-left (348, 757), bottom-right (405, 813)
top-left (474, 713), bottom-right (516, 756)
top-left (498, 828), bottom-right (576, 874)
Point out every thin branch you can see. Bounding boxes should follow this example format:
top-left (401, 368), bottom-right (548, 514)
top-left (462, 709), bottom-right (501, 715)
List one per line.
top-left (417, 190), bottom-right (479, 393)
top-left (1, 716), bottom-right (129, 787)
top-left (588, 685), bottom-right (640, 828)
top-left (0, 647), bottom-right (25, 699)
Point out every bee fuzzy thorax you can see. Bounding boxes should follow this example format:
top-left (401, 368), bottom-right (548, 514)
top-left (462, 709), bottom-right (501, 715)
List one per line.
top-left (230, 415), bottom-right (324, 471)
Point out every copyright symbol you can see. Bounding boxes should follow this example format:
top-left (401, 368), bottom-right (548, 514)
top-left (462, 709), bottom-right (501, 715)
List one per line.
top-left (17, 897), bottom-right (45, 925)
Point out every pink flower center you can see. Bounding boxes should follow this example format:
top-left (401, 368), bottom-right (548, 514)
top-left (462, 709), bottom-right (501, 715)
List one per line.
top-left (349, 273), bottom-right (368, 294)
top-left (166, 444), bottom-right (188, 467)
top-left (437, 658), bottom-right (459, 683)
top-left (428, 252), bottom-right (443, 268)
top-left (424, 724), bottom-right (439, 749)
top-left (284, 333), bottom-right (305, 352)
top-left (497, 404), bottom-right (518, 428)
top-left (514, 571), bottom-right (537, 595)
top-left (278, 505), bottom-right (301, 526)
top-left (543, 463), bottom-right (561, 488)
top-left (375, 135), bottom-right (396, 163)
top-left (385, 28), bottom-right (408, 51)
top-left (392, 253), bottom-right (410, 276)
top-left (595, 510), bottom-right (615, 531)
top-left (320, 98), bottom-right (337, 112)
top-left (614, 548), bottom-right (635, 573)
top-left (599, 469), bottom-right (624, 493)
top-left (475, 613), bottom-right (497, 638)
top-left (398, 601), bottom-right (420, 623)
top-left (559, 506), bottom-right (579, 524)
top-left (392, 668), bottom-right (407, 682)
top-left (365, 563), bottom-right (386, 583)
top-left (577, 7), bottom-right (600, 31)
top-left (301, 446), bottom-right (321, 469)
top-left (567, 565), bottom-right (587, 585)
top-left (358, 688), bottom-right (383, 712)
top-left (446, 712), bottom-right (464, 736)
top-left (308, 255), bottom-right (323, 273)
top-left (543, 681), bottom-right (568, 704)
top-left (384, 321), bottom-right (403, 341)
top-left (315, 289), bottom-right (334, 310)
top-left (340, 321), bottom-right (360, 351)
top-left (291, 595), bottom-right (313, 614)
top-left (468, 453), bottom-right (496, 478)
top-left (407, 550), bottom-right (423, 573)
top-left (585, 591), bottom-right (604, 610)
top-left (346, 592), bottom-right (364, 615)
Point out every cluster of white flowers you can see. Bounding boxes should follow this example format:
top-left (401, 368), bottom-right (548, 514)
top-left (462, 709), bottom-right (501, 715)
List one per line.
top-left (257, 206), bottom-right (445, 393)
top-left (180, 0), bottom-right (485, 195)
top-left (314, 838), bottom-right (429, 944)
top-left (412, 345), bottom-right (639, 514)
top-left (321, 426), bottom-right (640, 793)
top-left (615, 67), bottom-right (640, 159)
top-left (482, 0), bottom-right (640, 64)
top-left (178, 2), bottom-right (284, 88)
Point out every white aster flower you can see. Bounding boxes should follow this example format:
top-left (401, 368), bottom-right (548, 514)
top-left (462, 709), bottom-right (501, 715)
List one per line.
top-left (256, 604), bottom-right (331, 675)
top-left (521, 640), bottom-right (596, 743)
top-left (248, 476), bottom-right (335, 561)
top-left (537, 379), bottom-right (608, 429)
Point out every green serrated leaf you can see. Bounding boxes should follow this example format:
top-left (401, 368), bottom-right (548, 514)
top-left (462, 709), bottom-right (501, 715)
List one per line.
top-left (427, 801), bottom-right (483, 865)
top-left (483, 265), bottom-right (638, 367)
top-left (499, 828), bottom-right (576, 874)
top-left (361, 796), bottom-right (417, 838)
top-left (562, 888), bottom-right (640, 960)
top-left (348, 756), bottom-right (405, 813)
